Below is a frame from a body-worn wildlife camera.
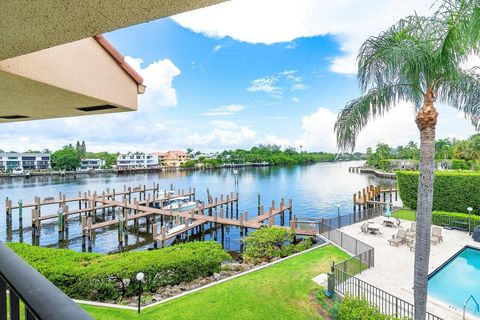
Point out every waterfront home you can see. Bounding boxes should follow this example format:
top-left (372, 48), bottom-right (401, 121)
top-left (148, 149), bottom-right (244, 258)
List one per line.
top-left (0, 152), bottom-right (50, 171)
top-left (193, 152), bottom-right (218, 161)
top-left (117, 152), bottom-right (158, 169)
top-left (154, 150), bottom-right (192, 167)
top-left (79, 158), bottom-right (105, 170)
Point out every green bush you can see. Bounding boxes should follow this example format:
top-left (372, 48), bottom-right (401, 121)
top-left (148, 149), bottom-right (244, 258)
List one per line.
top-left (451, 159), bottom-right (470, 170)
top-left (396, 170), bottom-right (480, 213)
top-left (432, 211), bottom-right (480, 230)
top-left (7, 241), bottom-right (230, 301)
top-left (336, 297), bottom-right (402, 320)
top-left (242, 227), bottom-right (313, 264)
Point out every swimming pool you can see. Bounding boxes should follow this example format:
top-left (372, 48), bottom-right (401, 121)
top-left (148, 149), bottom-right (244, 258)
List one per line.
top-left (428, 246), bottom-right (480, 316)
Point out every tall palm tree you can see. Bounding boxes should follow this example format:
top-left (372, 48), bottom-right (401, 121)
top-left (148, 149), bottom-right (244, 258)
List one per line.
top-left (334, 3), bottom-right (480, 318)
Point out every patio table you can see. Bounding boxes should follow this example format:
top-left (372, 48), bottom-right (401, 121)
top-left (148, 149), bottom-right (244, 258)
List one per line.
top-left (367, 224), bottom-right (383, 234)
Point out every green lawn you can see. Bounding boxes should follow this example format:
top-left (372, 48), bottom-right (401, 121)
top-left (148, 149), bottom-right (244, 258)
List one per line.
top-left (82, 245), bottom-right (349, 320)
top-left (392, 209), bottom-right (416, 221)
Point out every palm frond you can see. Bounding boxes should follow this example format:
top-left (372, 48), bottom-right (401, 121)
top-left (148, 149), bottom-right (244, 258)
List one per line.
top-left (437, 68), bottom-right (480, 130)
top-left (334, 83), bottom-right (414, 151)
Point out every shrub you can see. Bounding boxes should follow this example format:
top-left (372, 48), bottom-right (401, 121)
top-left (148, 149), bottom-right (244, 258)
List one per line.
top-left (7, 241), bottom-right (230, 301)
top-left (396, 170), bottom-right (480, 213)
top-left (242, 227), bottom-right (313, 264)
top-left (336, 297), bottom-right (402, 320)
top-left (451, 159), bottom-right (470, 170)
top-left (431, 211), bottom-right (480, 230)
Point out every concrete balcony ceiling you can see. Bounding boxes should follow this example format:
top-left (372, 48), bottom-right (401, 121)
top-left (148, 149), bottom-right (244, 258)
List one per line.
top-left (0, 0), bottom-right (224, 122)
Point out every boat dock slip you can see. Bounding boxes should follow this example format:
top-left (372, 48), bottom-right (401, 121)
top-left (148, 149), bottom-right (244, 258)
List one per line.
top-left (352, 185), bottom-right (398, 212)
top-left (4, 182), bottom-right (317, 252)
top-left (348, 166), bottom-right (397, 179)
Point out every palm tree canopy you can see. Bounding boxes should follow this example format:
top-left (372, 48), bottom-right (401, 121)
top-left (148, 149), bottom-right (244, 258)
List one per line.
top-left (335, 1), bottom-right (480, 150)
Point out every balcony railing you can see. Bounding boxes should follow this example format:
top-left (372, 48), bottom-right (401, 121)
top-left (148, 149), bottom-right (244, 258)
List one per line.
top-left (0, 242), bottom-right (93, 320)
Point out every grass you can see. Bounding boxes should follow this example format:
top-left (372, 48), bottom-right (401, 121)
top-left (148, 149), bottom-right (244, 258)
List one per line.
top-left (392, 209), bottom-right (416, 221)
top-left (82, 245), bottom-right (349, 320)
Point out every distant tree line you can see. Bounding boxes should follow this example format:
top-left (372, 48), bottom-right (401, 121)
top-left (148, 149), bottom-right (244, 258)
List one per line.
top-left (367, 134), bottom-right (480, 171)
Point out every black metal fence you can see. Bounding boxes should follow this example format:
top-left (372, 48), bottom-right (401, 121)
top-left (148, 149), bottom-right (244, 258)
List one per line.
top-left (0, 242), bottom-right (93, 320)
top-left (333, 268), bottom-right (442, 320)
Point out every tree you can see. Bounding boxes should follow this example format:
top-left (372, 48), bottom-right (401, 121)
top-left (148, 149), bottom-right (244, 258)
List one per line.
top-left (52, 146), bottom-right (81, 170)
top-left (186, 148), bottom-right (193, 154)
top-left (334, 6), bottom-right (480, 318)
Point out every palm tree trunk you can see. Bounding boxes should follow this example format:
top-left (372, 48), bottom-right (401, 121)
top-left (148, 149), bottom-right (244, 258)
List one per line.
top-left (414, 90), bottom-right (438, 320)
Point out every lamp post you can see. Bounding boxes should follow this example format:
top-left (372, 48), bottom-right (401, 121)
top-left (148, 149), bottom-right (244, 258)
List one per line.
top-left (467, 207), bottom-right (473, 235)
top-left (136, 272), bottom-right (144, 314)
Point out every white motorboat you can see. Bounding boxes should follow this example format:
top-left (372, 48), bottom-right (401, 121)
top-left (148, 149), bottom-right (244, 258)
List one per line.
top-left (163, 196), bottom-right (197, 211)
top-left (12, 167), bottom-right (24, 176)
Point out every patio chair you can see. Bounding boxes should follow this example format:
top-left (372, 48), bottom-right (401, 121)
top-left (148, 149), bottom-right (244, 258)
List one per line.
top-left (407, 240), bottom-right (415, 251)
top-left (388, 229), bottom-right (407, 247)
top-left (406, 222), bottom-right (416, 238)
top-left (431, 226), bottom-right (443, 245)
top-left (360, 223), bottom-right (369, 234)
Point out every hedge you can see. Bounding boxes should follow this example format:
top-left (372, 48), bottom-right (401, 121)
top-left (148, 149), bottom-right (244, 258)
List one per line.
top-left (396, 170), bottom-right (480, 213)
top-left (7, 241), bottom-right (230, 302)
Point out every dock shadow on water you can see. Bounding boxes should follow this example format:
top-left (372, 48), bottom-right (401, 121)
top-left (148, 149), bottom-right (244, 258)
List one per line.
top-left (0, 161), bottom-right (396, 254)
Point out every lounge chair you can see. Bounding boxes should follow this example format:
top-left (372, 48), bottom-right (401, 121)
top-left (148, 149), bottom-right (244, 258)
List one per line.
top-left (388, 229), bottom-right (407, 247)
top-left (407, 240), bottom-right (415, 251)
top-left (406, 222), bottom-right (416, 240)
top-left (360, 223), bottom-right (369, 234)
top-left (431, 226), bottom-right (443, 245)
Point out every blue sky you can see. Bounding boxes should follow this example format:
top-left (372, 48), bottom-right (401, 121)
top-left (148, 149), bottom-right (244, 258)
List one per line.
top-left (1, 0), bottom-right (478, 153)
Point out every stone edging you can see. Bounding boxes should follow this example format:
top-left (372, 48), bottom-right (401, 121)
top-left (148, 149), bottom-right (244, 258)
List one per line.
top-left (75, 241), bottom-right (329, 311)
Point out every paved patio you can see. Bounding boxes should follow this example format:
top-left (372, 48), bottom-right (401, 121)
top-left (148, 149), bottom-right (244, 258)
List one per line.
top-left (340, 217), bottom-right (480, 320)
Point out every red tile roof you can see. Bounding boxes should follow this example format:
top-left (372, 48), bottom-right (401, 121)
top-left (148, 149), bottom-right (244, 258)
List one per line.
top-left (94, 34), bottom-right (143, 85)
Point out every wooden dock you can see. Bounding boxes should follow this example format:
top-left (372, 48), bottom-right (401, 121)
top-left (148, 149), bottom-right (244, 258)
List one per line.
top-left (4, 182), bottom-right (319, 252)
top-left (348, 166), bottom-right (396, 179)
top-left (352, 184), bottom-right (398, 212)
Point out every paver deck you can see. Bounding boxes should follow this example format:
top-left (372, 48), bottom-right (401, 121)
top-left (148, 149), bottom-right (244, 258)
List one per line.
top-left (340, 217), bottom-right (480, 320)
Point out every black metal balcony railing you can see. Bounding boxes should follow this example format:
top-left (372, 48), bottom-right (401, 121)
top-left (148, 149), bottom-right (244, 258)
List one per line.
top-left (0, 242), bottom-right (93, 320)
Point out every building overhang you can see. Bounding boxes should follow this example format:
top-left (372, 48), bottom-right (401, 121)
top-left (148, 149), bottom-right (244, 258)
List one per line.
top-left (1, 0), bottom-right (226, 61)
top-left (0, 36), bottom-right (144, 122)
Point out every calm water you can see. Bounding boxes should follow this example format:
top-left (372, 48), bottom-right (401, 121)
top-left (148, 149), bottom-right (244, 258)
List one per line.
top-left (0, 161), bottom-right (395, 253)
top-left (429, 246), bottom-right (480, 316)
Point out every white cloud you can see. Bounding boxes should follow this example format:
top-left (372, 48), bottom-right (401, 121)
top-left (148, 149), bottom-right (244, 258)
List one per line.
top-left (261, 134), bottom-right (291, 148)
top-left (291, 83), bottom-right (308, 91)
top-left (201, 104), bottom-right (246, 116)
top-left (297, 103), bottom-right (478, 153)
top-left (246, 76), bottom-right (280, 94)
top-left (187, 126), bottom-right (256, 149)
top-left (292, 97), bottom-right (300, 103)
top-left (212, 44), bottom-right (224, 52)
top-left (173, 0), bottom-right (435, 74)
top-left (125, 56), bottom-right (181, 109)
top-left (210, 120), bottom-right (239, 130)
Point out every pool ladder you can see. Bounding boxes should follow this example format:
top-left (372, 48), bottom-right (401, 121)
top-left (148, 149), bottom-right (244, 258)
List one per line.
top-left (463, 295), bottom-right (480, 319)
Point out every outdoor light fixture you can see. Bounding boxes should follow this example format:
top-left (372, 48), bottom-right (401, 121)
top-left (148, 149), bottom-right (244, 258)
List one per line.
top-left (136, 272), bottom-right (144, 314)
top-left (468, 207), bottom-right (473, 235)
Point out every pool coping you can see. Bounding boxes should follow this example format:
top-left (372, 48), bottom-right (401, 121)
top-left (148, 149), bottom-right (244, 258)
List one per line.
top-left (76, 241), bottom-right (331, 311)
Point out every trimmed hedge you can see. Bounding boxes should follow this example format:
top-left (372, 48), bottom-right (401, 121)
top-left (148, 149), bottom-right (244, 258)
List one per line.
top-left (7, 241), bottom-right (230, 302)
top-left (336, 297), bottom-right (402, 320)
top-left (432, 211), bottom-right (480, 230)
top-left (396, 170), bottom-right (480, 213)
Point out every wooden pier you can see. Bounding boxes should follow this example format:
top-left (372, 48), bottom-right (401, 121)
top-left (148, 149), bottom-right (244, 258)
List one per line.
top-left (352, 184), bottom-right (398, 212)
top-left (348, 166), bottom-right (396, 179)
top-left (4, 183), bottom-right (316, 252)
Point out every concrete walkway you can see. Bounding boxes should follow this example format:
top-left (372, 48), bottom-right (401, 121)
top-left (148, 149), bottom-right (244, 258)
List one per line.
top-left (340, 217), bottom-right (479, 320)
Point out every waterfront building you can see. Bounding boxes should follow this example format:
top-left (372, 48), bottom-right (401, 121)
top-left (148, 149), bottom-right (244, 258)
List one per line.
top-left (193, 152), bottom-right (218, 161)
top-left (0, 152), bottom-right (50, 171)
top-left (80, 158), bottom-right (105, 170)
top-left (117, 153), bottom-right (158, 169)
top-left (153, 150), bottom-right (192, 167)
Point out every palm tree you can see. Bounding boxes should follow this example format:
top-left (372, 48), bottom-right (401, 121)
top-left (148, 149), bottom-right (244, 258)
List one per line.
top-left (334, 4), bottom-right (480, 318)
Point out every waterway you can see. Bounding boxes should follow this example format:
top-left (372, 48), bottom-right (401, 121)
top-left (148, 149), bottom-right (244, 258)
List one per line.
top-left (0, 161), bottom-right (396, 254)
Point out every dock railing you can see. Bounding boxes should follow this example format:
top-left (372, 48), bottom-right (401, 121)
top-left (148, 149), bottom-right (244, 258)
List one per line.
top-left (0, 242), bottom-right (93, 320)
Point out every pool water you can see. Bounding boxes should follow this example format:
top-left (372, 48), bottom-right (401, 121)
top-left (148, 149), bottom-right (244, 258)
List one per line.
top-left (429, 246), bottom-right (480, 316)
